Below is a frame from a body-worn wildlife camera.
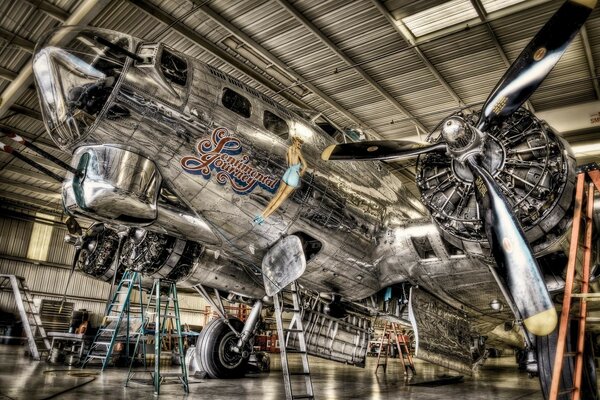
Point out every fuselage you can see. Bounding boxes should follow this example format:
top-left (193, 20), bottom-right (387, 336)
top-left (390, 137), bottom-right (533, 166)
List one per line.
top-left (35, 30), bottom-right (431, 300)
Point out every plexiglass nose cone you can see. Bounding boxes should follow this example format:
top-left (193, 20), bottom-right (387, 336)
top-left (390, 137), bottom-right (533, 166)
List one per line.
top-left (32, 27), bottom-right (133, 150)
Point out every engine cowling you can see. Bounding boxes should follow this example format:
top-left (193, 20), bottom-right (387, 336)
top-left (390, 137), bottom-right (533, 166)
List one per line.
top-left (416, 109), bottom-right (576, 255)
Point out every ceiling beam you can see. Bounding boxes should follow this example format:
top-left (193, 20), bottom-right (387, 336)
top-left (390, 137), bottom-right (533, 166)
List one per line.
top-left (274, 0), bottom-right (430, 134)
top-left (0, 27), bottom-right (35, 53)
top-left (580, 24), bottom-right (600, 100)
top-left (129, 0), bottom-right (310, 110)
top-left (0, 124), bottom-right (55, 147)
top-left (191, 1), bottom-right (373, 132)
top-left (0, 177), bottom-right (60, 198)
top-left (469, 0), bottom-right (534, 112)
top-left (1, 149), bottom-right (66, 171)
top-left (22, 0), bottom-right (69, 22)
top-left (10, 104), bottom-right (42, 121)
top-left (371, 0), bottom-right (464, 107)
top-left (0, 0), bottom-right (111, 119)
top-left (2, 164), bottom-right (62, 185)
top-left (0, 200), bottom-right (65, 218)
top-left (0, 66), bottom-right (17, 81)
top-left (0, 192), bottom-right (61, 211)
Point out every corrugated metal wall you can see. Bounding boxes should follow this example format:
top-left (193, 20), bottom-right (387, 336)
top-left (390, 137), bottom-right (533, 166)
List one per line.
top-left (0, 215), bottom-right (214, 328)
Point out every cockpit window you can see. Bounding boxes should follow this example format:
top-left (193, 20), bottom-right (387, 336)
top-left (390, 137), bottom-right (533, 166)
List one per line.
top-left (263, 110), bottom-right (289, 139)
top-left (160, 48), bottom-right (187, 86)
top-left (315, 115), bottom-right (344, 143)
top-left (222, 88), bottom-right (251, 118)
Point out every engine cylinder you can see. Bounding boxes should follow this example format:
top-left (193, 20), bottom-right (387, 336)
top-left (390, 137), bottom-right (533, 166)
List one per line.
top-left (76, 223), bottom-right (123, 282)
top-left (120, 229), bottom-right (202, 282)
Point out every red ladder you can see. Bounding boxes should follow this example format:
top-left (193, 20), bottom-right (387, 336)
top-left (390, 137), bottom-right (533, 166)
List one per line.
top-left (374, 322), bottom-right (415, 376)
top-left (550, 165), bottom-right (600, 400)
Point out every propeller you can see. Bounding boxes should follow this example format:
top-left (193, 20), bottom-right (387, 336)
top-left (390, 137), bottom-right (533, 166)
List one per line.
top-left (320, 0), bottom-right (597, 336)
top-left (465, 156), bottom-right (556, 335)
top-left (321, 140), bottom-right (446, 161)
top-left (59, 247), bottom-right (81, 314)
top-left (477, 0), bottom-right (597, 132)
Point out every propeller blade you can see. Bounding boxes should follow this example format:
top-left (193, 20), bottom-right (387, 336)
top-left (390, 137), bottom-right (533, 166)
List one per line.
top-left (59, 248), bottom-right (80, 313)
top-left (477, 0), bottom-right (596, 131)
top-left (321, 140), bottom-right (447, 162)
top-left (465, 156), bottom-right (556, 336)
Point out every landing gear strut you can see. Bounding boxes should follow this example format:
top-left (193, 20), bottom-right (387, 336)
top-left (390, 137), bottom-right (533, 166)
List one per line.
top-left (195, 317), bottom-right (250, 379)
top-left (192, 283), bottom-right (263, 379)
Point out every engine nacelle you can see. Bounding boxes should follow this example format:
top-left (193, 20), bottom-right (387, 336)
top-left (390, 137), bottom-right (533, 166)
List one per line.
top-left (63, 145), bottom-right (220, 245)
top-left (63, 145), bottom-right (162, 225)
top-left (416, 109), bottom-right (576, 255)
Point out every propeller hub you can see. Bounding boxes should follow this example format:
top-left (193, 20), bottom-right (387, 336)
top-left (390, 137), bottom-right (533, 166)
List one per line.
top-left (441, 117), bottom-right (473, 149)
top-left (440, 116), bottom-right (486, 161)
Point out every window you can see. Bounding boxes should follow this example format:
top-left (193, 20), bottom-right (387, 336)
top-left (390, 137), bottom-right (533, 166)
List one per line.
top-left (293, 231), bottom-right (323, 262)
top-left (480, 0), bottom-right (529, 14)
top-left (315, 115), bottom-right (344, 143)
top-left (222, 88), bottom-right (251, 118)
top-left (263, 110), bottom-right (289, 139)
top-left (160, 48), bottom-right (188, 86)
top-left (410, 236), bottom-right (437, 260)
top-left (27, 212), bottom-right (56, 261)
top-left (401, 0), bottom-right (477, 38)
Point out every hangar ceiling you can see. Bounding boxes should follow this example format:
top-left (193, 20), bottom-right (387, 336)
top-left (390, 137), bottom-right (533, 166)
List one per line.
top-left (0, 0), bottom-right (599, 219)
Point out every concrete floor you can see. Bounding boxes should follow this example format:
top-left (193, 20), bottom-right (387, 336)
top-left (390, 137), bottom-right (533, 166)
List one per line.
top-left (0, 344), bottom-right (546, 399)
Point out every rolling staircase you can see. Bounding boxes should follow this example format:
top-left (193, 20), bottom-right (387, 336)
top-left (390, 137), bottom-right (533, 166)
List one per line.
top-left (81, 270), bottom-right (144, 370)
top-left (0, 274), bottom-right (50, 360)
top-left (273, 281), bottom-right (314, 400)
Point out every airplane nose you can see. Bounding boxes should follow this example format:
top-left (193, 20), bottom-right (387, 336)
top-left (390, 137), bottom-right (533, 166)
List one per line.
top-left (34, 46), bottom-right (108, 147)
top-left (32, 27), bottom-right (133, 150)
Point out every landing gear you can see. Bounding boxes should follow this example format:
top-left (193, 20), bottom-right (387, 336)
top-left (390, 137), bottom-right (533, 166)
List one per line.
top-left (195, 318), bottom-right (250, 379)
top-left (536, 323), bottom-right (598, 400)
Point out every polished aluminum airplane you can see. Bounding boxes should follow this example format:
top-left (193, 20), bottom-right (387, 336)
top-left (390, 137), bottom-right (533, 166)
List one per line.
top-left (0, 0), bottom-right (596, 398)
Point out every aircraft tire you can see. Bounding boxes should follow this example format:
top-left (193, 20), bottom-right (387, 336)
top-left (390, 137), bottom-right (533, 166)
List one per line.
top-left (195, 317), bottom-right (249, 379)
top-left (536, 321), bottom-right (598, 400)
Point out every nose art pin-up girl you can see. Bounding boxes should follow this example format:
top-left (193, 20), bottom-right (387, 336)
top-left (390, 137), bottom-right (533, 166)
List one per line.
top-left (254, 136), bottom-right (306, 225)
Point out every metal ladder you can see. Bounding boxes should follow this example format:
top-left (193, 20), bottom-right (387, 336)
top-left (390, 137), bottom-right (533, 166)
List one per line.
top-left (0, 275), bottom-right (50, 360)
top-left (375, 322), bottom-right (415, 376)
top-left (550, 164), bottom-right (600, 400)
top-left (82, 269), bottom-right (144, 370)
top-left (273, 281), bottom-right (314, 400)
top-left (125, 278), bottom-right (188, 395)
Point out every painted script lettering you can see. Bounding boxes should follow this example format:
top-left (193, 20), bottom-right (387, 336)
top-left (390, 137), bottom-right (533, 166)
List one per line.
top-left (181, 127), bottom-right (280, 195)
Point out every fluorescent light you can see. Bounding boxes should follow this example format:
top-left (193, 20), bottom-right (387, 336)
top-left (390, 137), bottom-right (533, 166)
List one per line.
top-left (402, 0), bottom-right (478, 38)
top-left (570, 142), bottom-right (600, 157)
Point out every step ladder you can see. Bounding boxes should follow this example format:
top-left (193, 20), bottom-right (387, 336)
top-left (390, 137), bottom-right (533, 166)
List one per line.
top-left (81, 269), bottom-right (144, 370)
top-left (550, 164), bottom-right (600, 400)
top-left (374, 322), bottom-right (415, 376)
top-left (0, 275), bottom-right (50, 360)
top-left (125, 278), bottom-right (188, 395)
top-left (273, 281), bottom-right (314, 400)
